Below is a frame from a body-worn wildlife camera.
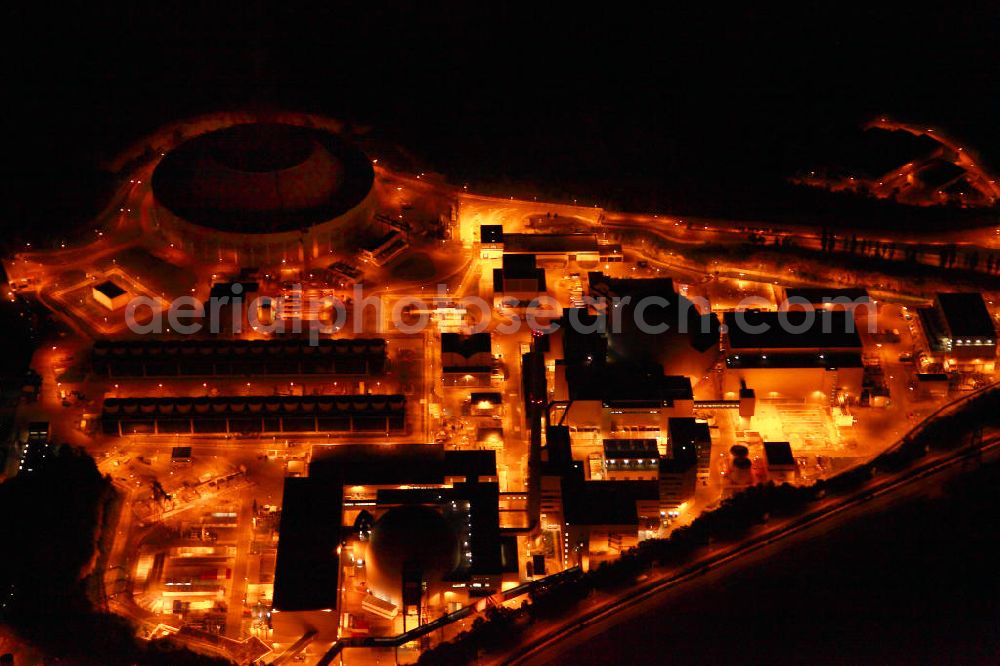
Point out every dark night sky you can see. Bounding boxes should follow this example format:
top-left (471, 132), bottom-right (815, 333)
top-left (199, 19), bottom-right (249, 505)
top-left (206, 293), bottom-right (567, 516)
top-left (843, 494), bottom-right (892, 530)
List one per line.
top-left (3, 2), bottom-right (1000, 227)
top-left (1, 5), bottom-right (999, 662)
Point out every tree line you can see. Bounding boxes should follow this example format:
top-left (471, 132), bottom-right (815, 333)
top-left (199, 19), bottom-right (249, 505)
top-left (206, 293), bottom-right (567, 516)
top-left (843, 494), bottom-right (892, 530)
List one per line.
top-left (0, 444), bottom-right (229, 665)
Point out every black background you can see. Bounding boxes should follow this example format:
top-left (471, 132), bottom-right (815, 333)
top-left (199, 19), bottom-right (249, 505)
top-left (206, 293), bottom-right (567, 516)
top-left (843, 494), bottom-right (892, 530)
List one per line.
top-left (3, 2), bottom-right (999, 231)
top-left (1, 4), bottom-right (998, 663)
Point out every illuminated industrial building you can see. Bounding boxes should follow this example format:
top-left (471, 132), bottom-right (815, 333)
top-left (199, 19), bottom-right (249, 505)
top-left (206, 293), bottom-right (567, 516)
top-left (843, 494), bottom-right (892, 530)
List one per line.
top-left (763, 441), bottom-right (798, 484)
top-left (539, 427), bottom-right (662, 569)
top-left (92, 279), bottom-right (129, 310)
top-left (492, 254), bottom-right (548, 311)
top-left (551, 362), bottom-right (694, 447)
top-left (477, 225), bottom-right (610, 265)
top-left (722, 310), bottom-right (864, 401)
top-left (587, 271), bottom-right (720, 378)
top-left (918, 292), bottom-right (997, 371)
top-left (91, 338), bottom-right (387, 377)
top-left (271, 445), bottom-right (517, 642)
top-left (441, 332), bottom-right (494, 387)
top-left (602, 439), bottom-right (660, 481)
top-left (101, 395), bottom-right (406, 436)
top-left (779, 286), bottom-right (872, 312)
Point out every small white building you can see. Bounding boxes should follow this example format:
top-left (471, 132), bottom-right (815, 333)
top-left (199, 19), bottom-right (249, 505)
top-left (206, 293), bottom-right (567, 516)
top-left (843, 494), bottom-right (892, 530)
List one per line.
top-left (93, 280), bottom-right (129, 310)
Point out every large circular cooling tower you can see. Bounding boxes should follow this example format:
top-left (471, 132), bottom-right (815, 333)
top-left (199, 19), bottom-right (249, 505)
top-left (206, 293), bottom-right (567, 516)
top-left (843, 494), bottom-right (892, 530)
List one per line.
top-left (148, 121), bottom-right (378, 264)
top-left (365, 505), bottom-right (461, 608)
top-left (152, 122), bottom-right (374, 234)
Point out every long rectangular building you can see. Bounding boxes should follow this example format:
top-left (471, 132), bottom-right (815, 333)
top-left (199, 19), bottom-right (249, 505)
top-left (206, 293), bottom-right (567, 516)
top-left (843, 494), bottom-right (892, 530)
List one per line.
top-left (724, 310), bottom-right (863, 352)
top-left (721, 311), bottom-right (865, 401)
top-left (91, 338), bottom-right (387, 377)
top-left (101, 394), bottom-right (405, 436)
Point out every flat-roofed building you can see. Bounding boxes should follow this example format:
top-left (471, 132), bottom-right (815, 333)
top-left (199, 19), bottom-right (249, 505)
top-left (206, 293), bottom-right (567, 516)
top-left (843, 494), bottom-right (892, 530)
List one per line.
top-left (93, 280), bottom-right (129, 310)
top-left (668, 417), bottom-right (711, 482)
top-left (208, 280), bottom-right (259, 333)
top-left (587, 271), bottom-right (720, 379)
top-left (723, 310), bottom-right (864, 401)
top-left (360, 230), bottom-right (408, 266)
top-left (441, 332), bottom-right (493, 387)
top-left (91, 337), bottom-right (388, 377)
top-left (658, 456), bottom-right (697, 510)
top-left (656, 418), bottom-right (700, 509)
top-left (479, 224), bottom-right (505, 259)
top-left (562, 471), bottom-right (660, 570)
top-left (551, 363), bottom-right (694, 449)
top-left (914, 372), bottom-right (950, 400)
top-left (725, 310), bottom-right (863, 353)
top-left (272, 446), bottom-right (513, 641)
top-left (539, 426), bottom-right (574, 530)
top-left (539, 309), bottom-right (608, 371)
top-left (919, 292), bottom-right (996, 371)
top-left (539, 426), bottom-right (668, 570)
top-left (26, 421), bottom-right (49, 444)
top-left (170, 446), bottom-right (192, 464)
top-left (271, 476), bottom-right (345, 639)
top-left (598, 243), bottom-right (623, 263)
top-left (101, 394), bottom-right (406, 436)
top-left (492, 254), bottom-right (548, 311)
top-left (724, 351), bottom-right (864, 402)
top-left (469, 391), bottom-right (503, 418)
top-left (502, 233), bottom-right (600, 265)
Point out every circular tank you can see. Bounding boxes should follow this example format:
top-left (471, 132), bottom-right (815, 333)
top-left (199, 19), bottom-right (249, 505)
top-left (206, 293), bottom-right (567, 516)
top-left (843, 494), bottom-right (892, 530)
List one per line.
top-left (365, 505), bottom-right (461, 608)
top-left (149, 122), bottom-right (377, 265)
top-left (730, 455), bottom-right (754, 486)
